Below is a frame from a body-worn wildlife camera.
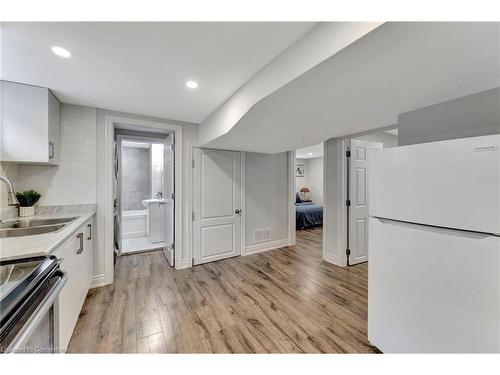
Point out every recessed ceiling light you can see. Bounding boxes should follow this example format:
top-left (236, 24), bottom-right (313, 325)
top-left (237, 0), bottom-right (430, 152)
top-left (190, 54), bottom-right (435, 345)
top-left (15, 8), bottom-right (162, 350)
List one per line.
top-left (51, 46), bottom-right (71, 58)
top-left (186, 80), bottom-right (198, 89)
top-left (308, 152), bottom-right (313, 156)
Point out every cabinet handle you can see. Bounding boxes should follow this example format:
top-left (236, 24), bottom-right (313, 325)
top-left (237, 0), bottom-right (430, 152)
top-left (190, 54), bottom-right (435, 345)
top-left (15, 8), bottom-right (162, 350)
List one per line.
top-left (77, 232), bottom-right (84, 254)
top-left (87, 223), bottom-right (92, 240)
top-left (49, 142), bottom-right (55, 160)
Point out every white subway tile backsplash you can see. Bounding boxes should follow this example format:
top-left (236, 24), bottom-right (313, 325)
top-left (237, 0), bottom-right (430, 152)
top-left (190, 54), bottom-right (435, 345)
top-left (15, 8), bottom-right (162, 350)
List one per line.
top-left (60, 151), bottom-right (96, 162)
top-left (59, 160), bottom-right (96, 170)
top-left (61, 134), bottom-right (86, 145)
top-left (83, 137), bottom-right (96, 145)
top-left (62, 125), bottom-right (93, 136)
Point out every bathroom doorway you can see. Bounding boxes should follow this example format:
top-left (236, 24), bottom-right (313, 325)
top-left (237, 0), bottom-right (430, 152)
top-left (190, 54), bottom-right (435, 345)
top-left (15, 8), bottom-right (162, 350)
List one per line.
top-left (115, 133), bottom-right (175, 266)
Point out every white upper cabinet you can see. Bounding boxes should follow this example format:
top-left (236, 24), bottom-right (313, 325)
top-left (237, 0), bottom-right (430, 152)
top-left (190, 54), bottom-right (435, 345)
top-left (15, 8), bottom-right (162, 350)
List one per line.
top-left (1, 81), bottom-right (61, 164)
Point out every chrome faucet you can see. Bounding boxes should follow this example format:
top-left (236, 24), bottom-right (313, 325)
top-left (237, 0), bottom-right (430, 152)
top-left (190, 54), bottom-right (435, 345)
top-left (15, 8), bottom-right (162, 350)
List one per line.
top-left (0, 175), bottom-right (20, 206)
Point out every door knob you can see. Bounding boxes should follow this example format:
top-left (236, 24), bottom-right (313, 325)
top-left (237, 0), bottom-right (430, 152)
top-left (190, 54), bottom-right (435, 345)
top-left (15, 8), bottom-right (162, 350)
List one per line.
top-left (235, 209), bottom-right (241, 214)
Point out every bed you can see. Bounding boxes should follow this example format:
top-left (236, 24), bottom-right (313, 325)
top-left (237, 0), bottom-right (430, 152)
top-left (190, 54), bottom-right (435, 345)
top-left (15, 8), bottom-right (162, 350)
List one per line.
top-left (296, 199), bottom-right (323, 230)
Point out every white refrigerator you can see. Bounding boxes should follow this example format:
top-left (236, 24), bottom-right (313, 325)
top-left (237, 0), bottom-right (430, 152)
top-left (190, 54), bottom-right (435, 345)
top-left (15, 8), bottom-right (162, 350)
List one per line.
top-left (368, 134), bottom-right (500, 353)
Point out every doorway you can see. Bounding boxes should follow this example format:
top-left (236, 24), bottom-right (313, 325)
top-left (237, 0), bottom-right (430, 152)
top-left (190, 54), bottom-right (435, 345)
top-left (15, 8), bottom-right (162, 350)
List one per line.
top-left (345, 128), bottom-right (398, 265)
top-left (114, 132), bottom-right (175, 266)
top-left (294, 142), bottom-right (324, 232)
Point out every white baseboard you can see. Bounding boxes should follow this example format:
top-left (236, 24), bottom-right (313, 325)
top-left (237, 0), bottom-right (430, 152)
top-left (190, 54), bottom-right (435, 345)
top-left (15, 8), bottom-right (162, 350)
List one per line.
top-left (90, 273), bottom-right (107, 288)
top-left (122, 231), bottom-right (148, 239)
top-left (244, 239), bottom-right (289, 256)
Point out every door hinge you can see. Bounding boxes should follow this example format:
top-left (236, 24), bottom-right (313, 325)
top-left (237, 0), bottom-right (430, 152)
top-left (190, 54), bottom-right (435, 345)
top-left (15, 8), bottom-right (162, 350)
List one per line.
top-left (171, 144), bottom-right (175, 151)
top-left (192, 211), bottom-right (195, 221)
top-left (346, 150), bottom-right (351, 157)
top-left (171, 192), bottom-right (175, 200)
top-left (171, 242), bottom-right (175, 250)
top-left (192, 159), bottom-right (195, 168)
top-left (346, 199), bottom-right (351, 206)
top-left (346, 248), bottom-right (351, 256)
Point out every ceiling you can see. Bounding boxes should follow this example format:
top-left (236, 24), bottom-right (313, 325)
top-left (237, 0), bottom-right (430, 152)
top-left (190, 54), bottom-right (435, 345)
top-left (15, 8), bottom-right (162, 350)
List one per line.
top-left (204, 22), bottom-right (500, 153)
top-left (198, 22), bottom-right (382, 145)
top-left (0, 22), bottom-right (315, 123)
top-left (296, 143), bottom-right (323, 159)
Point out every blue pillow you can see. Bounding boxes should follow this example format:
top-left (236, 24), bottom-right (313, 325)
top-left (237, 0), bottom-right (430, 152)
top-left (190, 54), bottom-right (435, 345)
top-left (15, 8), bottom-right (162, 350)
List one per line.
top-left (296, 192), bottom-right (303, 204)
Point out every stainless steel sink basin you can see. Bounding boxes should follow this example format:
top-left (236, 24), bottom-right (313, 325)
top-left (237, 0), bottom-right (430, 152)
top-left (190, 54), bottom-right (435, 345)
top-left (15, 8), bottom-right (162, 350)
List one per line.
top-left (0, 217), bottom-right (77, 229)
top-left (0, 224), bottom-right (66, 238)
top-left (0, 216), bottom-right (78, 238)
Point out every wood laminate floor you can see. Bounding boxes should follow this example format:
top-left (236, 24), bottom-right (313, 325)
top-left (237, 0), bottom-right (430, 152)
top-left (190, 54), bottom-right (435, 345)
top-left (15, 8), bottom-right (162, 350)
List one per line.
top-left (68, 227), bottom-right (377, 353)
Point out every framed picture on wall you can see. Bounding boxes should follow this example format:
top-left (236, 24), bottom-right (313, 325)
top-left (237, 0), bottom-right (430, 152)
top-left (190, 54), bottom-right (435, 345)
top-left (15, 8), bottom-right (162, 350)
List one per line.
top-left (296, 164), bottom-right (304, 177)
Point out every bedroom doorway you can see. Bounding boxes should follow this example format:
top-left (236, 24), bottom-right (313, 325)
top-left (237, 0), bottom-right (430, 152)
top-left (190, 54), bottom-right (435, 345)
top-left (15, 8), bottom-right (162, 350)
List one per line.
top-left (345, 128), bottom-right (398, 266)
top-left (295, 142), bottom-right (324, 232)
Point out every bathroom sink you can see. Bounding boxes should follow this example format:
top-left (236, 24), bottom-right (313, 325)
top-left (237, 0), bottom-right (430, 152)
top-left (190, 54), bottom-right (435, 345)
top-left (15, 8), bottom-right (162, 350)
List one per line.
top-left (0, 217), bottom-right (77, 229)
top-left (0, 224), bottom-right (66, 238)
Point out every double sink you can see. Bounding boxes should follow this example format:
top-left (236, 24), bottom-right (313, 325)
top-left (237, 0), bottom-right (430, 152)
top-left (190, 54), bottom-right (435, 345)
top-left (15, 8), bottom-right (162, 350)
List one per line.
top-left (0, 217), bottom-right (78, 238)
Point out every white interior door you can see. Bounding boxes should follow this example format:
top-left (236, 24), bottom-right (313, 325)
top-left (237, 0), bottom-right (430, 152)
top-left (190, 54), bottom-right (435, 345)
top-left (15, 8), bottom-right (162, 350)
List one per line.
top-left (193, 149), bottom-right (242, 265)
top-left (348, 139), bottom-right (383, 265)
top-left (163, 135), bottom-right (174, 266)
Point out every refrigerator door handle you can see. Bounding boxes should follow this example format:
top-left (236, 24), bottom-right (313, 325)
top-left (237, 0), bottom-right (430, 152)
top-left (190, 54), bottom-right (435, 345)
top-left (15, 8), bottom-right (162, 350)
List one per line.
top-left (372, 216), bottom-right (498, 239)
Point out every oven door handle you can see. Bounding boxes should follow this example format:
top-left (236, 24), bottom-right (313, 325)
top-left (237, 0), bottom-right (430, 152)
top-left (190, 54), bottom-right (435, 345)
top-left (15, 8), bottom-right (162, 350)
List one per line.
top-left (8, 270), bottom-right (68, 353)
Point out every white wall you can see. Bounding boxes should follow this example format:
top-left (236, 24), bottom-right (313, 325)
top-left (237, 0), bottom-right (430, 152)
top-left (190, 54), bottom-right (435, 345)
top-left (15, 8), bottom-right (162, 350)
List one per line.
top-left (245, 152), bottom-right (289, 247)
top-left (17, 104), bottom-right (97, 205)
top-left (398, 87), bottom-right (500, 146)
top-left (295, 158), bottom-right (307, 193)
top-left (355, 131), bottom-right (398, 148)
top-left (295, 157), bottom-right (324, 205)
top-left (306, 157), bottom-right (324, 205)
top-left (323, 138), bottom-right (347, 267)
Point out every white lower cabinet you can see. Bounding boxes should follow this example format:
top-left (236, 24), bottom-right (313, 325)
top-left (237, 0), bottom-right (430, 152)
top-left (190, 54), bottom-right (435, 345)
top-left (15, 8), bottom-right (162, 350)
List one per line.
top-left (53, 216), bottom-right (94, 352)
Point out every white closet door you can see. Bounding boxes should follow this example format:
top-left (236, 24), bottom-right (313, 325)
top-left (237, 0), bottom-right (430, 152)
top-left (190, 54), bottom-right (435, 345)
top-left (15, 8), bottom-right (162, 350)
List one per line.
top-left (193, 149), bottom-right (242, 265)
top-left (348, 139), bottom-right (383, 265)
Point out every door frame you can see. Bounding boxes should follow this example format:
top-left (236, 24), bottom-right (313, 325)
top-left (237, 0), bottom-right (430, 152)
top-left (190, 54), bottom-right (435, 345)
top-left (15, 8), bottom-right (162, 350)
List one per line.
top-left (115, 134), bottom-right (171, 256)
top-left (322, 125), bottom-right (399, 268)
top-left (287, 150), bottom-right (296, 247)
top-left (189, 147), bottom-right (246, 264)
top-left (103, 115), bottom-right (183, 286)
top-left (341, 126), bottom-right (398, 267)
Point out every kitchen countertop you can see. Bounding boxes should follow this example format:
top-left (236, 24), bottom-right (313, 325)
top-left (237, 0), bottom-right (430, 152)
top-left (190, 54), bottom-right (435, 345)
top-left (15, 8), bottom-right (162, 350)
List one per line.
top-left (0, 207), bottom-right (96, 261)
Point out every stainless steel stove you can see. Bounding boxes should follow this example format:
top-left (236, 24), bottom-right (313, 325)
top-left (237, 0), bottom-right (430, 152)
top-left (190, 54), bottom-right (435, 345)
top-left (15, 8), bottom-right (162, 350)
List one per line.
top-left (0, 255), bottom-right (67, 353)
